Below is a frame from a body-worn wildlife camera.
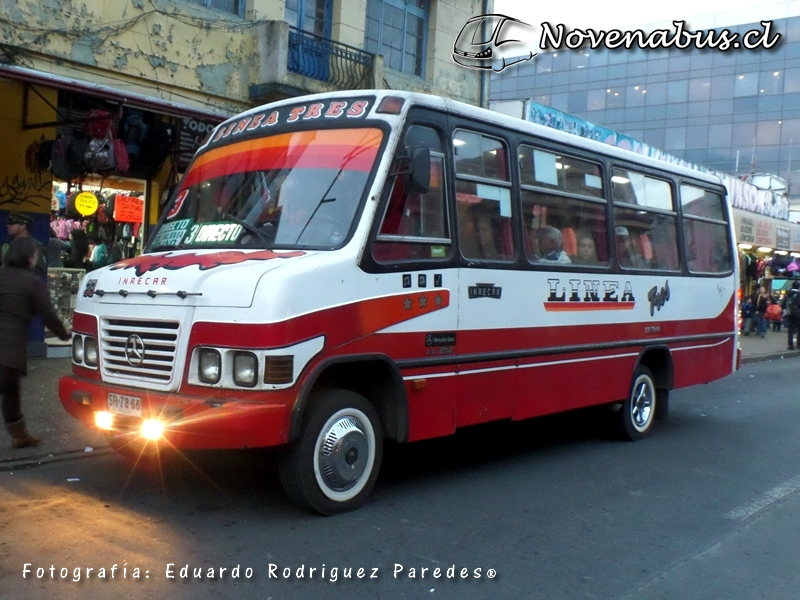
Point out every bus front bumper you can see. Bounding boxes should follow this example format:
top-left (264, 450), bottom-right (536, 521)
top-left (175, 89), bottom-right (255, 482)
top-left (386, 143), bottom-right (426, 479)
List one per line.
top-left (59, 375), bottom-right (292, 451)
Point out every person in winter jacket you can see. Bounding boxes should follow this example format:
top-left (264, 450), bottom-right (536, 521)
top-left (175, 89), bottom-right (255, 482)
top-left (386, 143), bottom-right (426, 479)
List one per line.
top-left (782, 280), bottom-right (800, 350)
top-left (0, 236), bottom-right (71, 448)
top-left (755, 286), bottom-right (772, 338)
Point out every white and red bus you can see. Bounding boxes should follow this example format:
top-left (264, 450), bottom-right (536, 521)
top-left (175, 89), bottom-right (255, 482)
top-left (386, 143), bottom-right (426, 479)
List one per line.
top-left (60, 91), bottom-right (739, 514)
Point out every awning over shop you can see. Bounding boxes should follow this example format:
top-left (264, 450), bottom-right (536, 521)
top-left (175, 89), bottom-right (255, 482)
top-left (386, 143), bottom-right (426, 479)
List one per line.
top-left (0, 64), bottom-right (230, 122)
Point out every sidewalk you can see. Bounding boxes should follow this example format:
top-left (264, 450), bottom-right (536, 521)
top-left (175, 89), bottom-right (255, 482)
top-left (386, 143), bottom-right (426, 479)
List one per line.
top-left (1, 331), bottom-right (797, 468)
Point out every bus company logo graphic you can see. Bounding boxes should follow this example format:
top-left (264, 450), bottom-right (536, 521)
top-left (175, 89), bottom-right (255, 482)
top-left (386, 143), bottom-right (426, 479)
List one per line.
top-left (425, 332), bottom-right (457, 347)
top-left (453, 14), bottom-right (538, 72)
top-left (83, 278), bottom-right (98, 298)
top-left (452, 14), bottom-right (781, 73)
top-left (469, 283), bottom-right (502, 299)
top-left (543, 278), bottom-right (635, 311)
top-left (647, 280), bottom-right (670, 317)
top-left (110, 249), bottom-right (306, 277)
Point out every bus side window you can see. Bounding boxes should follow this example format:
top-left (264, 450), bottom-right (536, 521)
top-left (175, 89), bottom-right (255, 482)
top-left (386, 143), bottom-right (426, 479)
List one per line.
top-left (454, 129), bottom-right (515, 262)
top-left (372, 125), bottom-right (450, 263)
top-left (681, 185), bottom-right (732, 274)
top-left (612, 168), bottom-right (679, 271)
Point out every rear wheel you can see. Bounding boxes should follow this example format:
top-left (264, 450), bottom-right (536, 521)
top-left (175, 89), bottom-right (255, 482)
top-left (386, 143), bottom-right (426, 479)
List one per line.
top-left (617, 366), bottom-right (657, 441)
top-left (279, 389), bottom-right (383, 515)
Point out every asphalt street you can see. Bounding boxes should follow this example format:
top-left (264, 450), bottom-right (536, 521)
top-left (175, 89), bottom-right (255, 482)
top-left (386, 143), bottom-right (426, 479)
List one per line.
top-left (1, 341), bottom-right (800, 599)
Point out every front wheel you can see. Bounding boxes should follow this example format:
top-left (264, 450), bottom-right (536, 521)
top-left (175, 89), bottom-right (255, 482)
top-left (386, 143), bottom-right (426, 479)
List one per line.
top-left (617, 366), bottom-right (657, 441)
top-left (279, 389), bottom-right (383, 515)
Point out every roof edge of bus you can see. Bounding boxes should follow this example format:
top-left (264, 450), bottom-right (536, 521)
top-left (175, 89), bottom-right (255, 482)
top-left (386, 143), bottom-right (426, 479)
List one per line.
top-left (218, 90), bottom-right (724, 188)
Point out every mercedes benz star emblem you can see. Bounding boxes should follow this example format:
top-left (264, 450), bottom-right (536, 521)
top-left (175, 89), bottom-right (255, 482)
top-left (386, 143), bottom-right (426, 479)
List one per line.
top-left (124, 334), bottom-right (146, 367)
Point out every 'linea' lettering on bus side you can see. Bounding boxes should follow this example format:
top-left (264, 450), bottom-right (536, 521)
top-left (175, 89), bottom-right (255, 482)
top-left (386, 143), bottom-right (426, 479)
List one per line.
top-left (547, 279), bottom-right (635, 303)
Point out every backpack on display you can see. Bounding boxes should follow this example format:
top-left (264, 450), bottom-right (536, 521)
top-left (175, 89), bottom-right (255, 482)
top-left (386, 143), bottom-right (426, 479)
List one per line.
top-left (51, 135), bottom-right (87, 181)
top-left (123, 112), bottom-right (148, 158)
top-left (84, 133), bottom-right (116, 173)
top-left (113, 138), bottom-right (129, 173)
top-left (84, 109), bottom-right (117, 139)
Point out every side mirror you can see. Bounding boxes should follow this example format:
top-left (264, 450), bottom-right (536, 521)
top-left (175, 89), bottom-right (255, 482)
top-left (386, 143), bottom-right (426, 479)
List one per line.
top-left (404, 146), bottom-right (430, 195)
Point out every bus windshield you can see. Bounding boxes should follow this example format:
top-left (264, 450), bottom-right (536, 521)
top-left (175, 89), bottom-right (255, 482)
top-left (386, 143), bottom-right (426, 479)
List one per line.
top-left (149, 127), bottom-right (384, 251)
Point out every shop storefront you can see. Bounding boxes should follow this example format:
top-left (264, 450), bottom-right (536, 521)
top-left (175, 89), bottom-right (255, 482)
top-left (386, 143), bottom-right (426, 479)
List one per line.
top-left (733, 208), bottom-right (800, 302)
top-left (0, 66), bottom-right (226, 356)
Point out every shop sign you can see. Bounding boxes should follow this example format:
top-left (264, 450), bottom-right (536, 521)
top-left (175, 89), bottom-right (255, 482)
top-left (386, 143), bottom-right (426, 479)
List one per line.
top-left (739, 217), bottom-right (755, 243)
top-left (178, 117), bottom-right (219, 169)
top-left (114, 195), bottom-right (144, 223)
top-left (74, 192), bottom-right (99, 217)
top-left (755, 221), bottom-right (773, 246)
top-left (776, 226), bottom-right (791, 250)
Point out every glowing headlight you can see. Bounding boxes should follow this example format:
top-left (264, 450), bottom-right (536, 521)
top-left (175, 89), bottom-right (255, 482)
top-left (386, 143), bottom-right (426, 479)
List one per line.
top-left (233, 352), bottom-right (258, 387)
top-left (84, 337), bottom-right (98, 367)
top-left (95, 411), bottom-right (114, 430)
top-left (199, 349), bottom-right (221, 384)
top-left (141, 419), bottom-right (164, 441)
top-left (72, 336), bottom-right (84, 364)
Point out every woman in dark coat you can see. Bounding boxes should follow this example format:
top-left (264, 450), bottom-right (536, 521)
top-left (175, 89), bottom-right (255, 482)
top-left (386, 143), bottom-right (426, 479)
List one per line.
top-left (64, 227), bottom-right (90, 270)
top-left (0, 236), bottom-right (71, 448)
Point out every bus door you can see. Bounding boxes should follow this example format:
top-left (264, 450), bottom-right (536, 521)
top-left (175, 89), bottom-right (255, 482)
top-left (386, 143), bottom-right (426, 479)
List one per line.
top-left (452, 128), bottom-right (518, 427)
top-left (368, 122), bottom-right (460, 440)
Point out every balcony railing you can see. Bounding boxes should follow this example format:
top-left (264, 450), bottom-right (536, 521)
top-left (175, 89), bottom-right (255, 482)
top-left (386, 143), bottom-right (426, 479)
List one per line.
top-left (287, 27), bottom-right (374, 90)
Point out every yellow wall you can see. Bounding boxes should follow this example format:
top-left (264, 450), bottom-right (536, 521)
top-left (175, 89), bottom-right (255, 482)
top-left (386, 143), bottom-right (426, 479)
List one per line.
top-left (0, 81), bottom-right (55, 214)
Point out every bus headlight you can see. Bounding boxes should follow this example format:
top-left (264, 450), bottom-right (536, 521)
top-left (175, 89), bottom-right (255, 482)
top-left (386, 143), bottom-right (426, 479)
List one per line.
top-left (95, 411), bottom-right (114, 430)
top-left (141, 419), bottom-right (164, 441)
top-left (72, 336), bottom-right (84, 363)
top-left (233, 352), bottom-right (258, 387)
top-left (84, 337), bottom-right (98, 367)
top-left (198, 349), bottom-right (221, 384)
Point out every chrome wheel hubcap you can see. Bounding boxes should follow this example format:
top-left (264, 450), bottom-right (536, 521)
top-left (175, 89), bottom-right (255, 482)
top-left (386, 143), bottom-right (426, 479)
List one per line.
top-left (631, 376), bottom-right (654, 431)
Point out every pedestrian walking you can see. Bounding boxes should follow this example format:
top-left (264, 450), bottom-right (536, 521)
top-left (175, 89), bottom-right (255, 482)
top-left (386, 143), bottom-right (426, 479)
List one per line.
top-left (755, 286), bottom-right (772, 338)
top-left (2, 211), bottom-right (47, 277)
top-left (783, 281), bottom-right (800, 349)
top-left (0, 236), bottom-right (71, 448)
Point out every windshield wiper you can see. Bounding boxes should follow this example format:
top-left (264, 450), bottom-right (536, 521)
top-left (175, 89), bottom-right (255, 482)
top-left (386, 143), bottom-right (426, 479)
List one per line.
top-left (220, 211), bottom-right (274, 248)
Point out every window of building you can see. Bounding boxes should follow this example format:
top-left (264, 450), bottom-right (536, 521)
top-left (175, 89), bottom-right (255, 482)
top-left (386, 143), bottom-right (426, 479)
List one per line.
top-left (365, 0), bottom-right (428, 77)
top-left (759, 69), bottom-right (783, 95)
top-left (667, 79), bottom-right (689, 103)
top-left (454, 130), bottom-right (514, 262)
top-left (783, 67), bottom-right (800, 93)
top-left (186, 0), bottom-right (244, 16)
top-left (612, 169), bottom-right (679, 271)
top-left (688, 78), bottom-right (711, 102)
top-left (680, 185), bottom-right (732, 274)
top-left (734, 72), bottom-right (759, 97)
top-left (285, 0), bottom-right (331, 36)
top-left (626, 84), bottom-right (647, 107)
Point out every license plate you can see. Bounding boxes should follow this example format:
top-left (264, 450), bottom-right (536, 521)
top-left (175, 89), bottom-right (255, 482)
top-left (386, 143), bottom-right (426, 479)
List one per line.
top-left (107, 393), bottom-right (142, 417)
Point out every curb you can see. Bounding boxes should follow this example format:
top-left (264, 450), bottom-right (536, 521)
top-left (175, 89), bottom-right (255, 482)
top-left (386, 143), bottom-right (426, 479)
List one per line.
top-left (741, 350), bottom-right (800, 364)
top-left (0, 446), bottom-right (112, 472)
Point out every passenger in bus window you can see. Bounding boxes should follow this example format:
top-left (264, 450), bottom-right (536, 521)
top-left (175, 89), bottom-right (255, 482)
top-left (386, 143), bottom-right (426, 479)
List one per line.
top-left (536, 226), bottom-right (571, 264)
top-left (616, 226), bottom-right (647, 268)
top-left (461, 202), bottom-right (501, 260)
top-left (573, 231), bottom-right (600, 265)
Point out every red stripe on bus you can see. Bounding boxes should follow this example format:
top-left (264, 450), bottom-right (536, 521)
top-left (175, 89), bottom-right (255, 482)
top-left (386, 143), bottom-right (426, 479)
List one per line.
top-left (543, 301), bottom-right (635, 311)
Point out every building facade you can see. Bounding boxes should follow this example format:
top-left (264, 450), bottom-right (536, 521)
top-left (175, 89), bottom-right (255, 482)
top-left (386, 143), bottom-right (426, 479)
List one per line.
top-left (490, 4), bottom-right (800, 212)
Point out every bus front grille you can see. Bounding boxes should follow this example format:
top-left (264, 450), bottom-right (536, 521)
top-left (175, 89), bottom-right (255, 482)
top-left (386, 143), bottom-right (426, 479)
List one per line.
top-left (100, 318), bottom-right (180, 383)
